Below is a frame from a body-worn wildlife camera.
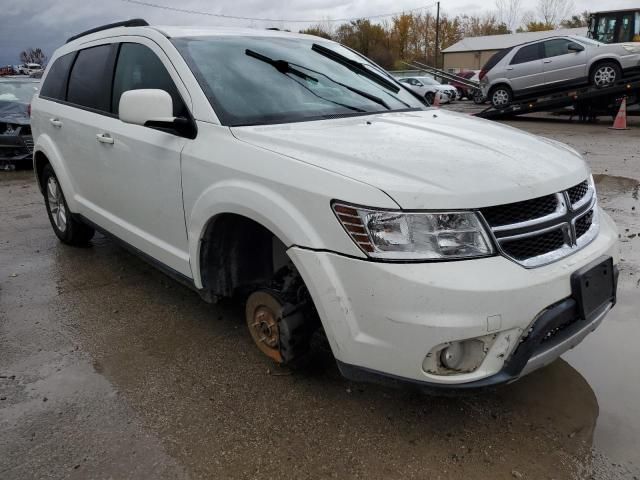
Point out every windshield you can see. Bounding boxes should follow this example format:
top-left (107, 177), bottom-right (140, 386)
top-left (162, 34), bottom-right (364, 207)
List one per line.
top-left (0, 81), bottom-right (39, 104)
top-left (172, 36), bottom-right (425, 126)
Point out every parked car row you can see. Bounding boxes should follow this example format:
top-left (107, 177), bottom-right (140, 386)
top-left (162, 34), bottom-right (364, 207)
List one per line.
top-left (0, 64), bottom-right (44, 78)
top-left (480, 35), bottom-right (640, 108)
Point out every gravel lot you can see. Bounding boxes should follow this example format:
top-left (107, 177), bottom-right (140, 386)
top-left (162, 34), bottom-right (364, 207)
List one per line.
top-left (1, 110), bottom-right (639, 479)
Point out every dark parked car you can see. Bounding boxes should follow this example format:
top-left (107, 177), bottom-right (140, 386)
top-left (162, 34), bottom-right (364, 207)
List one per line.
top-left (0, 65), bottom-right (18, 76)
top-left (0, 79), bottom-right (38, 169)
top-left (449, 70), bottom-right (477, 99)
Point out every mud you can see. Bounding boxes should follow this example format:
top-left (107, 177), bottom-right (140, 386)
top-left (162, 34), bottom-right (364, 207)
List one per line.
top-left (1, 118), bottom-right (640, 479)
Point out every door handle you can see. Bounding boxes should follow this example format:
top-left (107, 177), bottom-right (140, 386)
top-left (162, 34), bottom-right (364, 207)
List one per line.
top-left (49, 118), bottom-right (62, 128)
top-left (506, 67), bottom-right (514, 70)
top-left (96, 133), bottom-right (114, 145)
top-left (543, 60), bottom-right (552, 63)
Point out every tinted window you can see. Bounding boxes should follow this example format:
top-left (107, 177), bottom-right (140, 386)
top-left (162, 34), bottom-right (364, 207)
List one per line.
top-left (40, 53), bottom-right (75, 101)
top-left (112, 43), bottom-right (187, 117)
top-left (543, 39), bottom-right (573, 58)
top-left (67, 45), bottom-right (116, 112)
top-left (482, 47), bottom-right (513, 72)
top-left (511, 44), bottom-right (542, 65)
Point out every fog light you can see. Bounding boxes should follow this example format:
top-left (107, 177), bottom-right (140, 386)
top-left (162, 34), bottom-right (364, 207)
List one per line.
top-left (436, 337), bottom-right (493, 374)
top-left (441, 343), bottom-right (465, 370)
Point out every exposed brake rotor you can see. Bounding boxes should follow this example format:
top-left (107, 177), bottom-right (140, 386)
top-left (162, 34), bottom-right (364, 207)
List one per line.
top-left (246, 290), bottom-right (285, 364)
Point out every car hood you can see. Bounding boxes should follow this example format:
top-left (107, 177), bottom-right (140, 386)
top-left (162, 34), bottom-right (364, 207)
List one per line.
top-left (590, 42), bottom-right (640, 53)
top-left (231, 110), bottom-right (589, 209)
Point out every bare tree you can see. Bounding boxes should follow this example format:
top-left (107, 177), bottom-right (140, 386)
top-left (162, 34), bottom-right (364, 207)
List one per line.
top-left (20, 48), bottom-right (47, 66)
top-left (537, 0), bottom-right (575, 27)
top-left (495, 0), bottom-right (522, 32)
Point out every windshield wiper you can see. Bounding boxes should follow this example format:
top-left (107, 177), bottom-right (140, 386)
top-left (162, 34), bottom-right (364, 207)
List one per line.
top-left (245, 49), bottom-right (389, 111)
top-left (311, 43), bottom-right (400, 93)
top-left (245, 49), bottom-right (317, 82)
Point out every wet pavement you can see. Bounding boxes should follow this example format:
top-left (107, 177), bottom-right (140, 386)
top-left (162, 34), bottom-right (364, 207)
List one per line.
top-left (1, 117), bottom-right (640, 479)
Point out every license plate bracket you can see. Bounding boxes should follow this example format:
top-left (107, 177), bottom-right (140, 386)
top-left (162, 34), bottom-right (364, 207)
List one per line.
top-left (571, 256), bottom-right (616, 321)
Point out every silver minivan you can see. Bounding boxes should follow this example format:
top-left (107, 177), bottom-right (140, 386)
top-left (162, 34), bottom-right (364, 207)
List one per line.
top-left (480, 35), bottom-right (640, 108)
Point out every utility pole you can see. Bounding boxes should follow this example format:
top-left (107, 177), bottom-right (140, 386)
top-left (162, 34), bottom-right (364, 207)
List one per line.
top-left (434, 1), bottom-right (440, 68)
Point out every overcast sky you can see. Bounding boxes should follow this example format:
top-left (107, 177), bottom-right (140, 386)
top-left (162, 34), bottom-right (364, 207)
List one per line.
top-left (0, 0), bottom-right (631, 65)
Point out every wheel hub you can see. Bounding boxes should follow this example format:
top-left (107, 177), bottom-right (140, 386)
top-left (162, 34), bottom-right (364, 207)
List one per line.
top-left (253, 306), bottom-right (279, 348)
top-left (492, 89), bottom-right (509, 106)
top-left (594, 66), bottom-right (616, 86)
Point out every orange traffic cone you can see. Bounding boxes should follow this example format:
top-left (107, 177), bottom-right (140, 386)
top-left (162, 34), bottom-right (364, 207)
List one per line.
top-left (610, 98), bottom-right (629, 130)
top-left (433, 92), bottom-right (440, 108)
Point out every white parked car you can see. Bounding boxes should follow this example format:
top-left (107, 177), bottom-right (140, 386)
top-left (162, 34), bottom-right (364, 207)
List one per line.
top-left (31, 20), bottom-right (619, 390)
top-left (17, 63), bottom-right (44, 76)
top-left (398, 76), bottom-right (456, 104)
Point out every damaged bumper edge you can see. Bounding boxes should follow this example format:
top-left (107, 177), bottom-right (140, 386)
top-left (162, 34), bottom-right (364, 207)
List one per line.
top-left (337, 296), bottom-right (615, 392)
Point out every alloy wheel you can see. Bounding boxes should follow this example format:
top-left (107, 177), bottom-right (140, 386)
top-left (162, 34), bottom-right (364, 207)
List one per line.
top-left (47, 176), bottom-right (67, 232)
top-left (492, 89), bottom-right (510, 107)
top-left (594, 66), bottom-right (616, 87)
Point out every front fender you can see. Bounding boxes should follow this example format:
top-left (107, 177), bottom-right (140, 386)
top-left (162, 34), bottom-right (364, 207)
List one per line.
top-left (188, 179), bottom-right (327, 289)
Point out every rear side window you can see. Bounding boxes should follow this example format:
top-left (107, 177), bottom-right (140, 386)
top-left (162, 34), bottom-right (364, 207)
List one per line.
top-left (112, 43), bottom-right (187, 117)
top-left (543, 39), bottom-right (573, 58)
top-left (40, 53), bottom-right (75, 101)
top-left (482, 47), bottom-right (512, 72)
top-left (67, 44), bottom-right (116, 112)
top-left (511, 43), bottom-right (543, 65)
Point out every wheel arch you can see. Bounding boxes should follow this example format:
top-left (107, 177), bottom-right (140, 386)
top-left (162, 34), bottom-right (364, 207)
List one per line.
top-left (188, 179), bottom-right (324, 291)
top-left (588, 57), bottom-right (622, 78)
top-left (488, 82), bottom-right (512, 96)
top-left (32, 135), bottom-right (79, 211)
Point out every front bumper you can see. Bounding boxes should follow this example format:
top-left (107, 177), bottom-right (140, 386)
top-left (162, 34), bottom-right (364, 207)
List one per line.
top-left (288, 209), bottom-right (619, 389)
top-left (0, 134), bottom-right (33, 162)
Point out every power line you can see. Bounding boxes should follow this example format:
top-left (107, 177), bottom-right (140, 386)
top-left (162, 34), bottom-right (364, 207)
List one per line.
top-left (120, 0), bottom-right (436, 24)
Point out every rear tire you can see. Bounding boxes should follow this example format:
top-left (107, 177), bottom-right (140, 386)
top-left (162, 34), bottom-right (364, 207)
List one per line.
top-left (590, 61), bottom-right (621, 88)
top-left (490, 85), bottom-right (513, 108)
top-left (473, 90), bottom-right (486, 104)
top-left (42, 164), bottom-right (95, 246)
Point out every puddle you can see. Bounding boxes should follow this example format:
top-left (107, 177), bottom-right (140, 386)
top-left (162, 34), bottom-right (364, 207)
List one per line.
top-left (562, 174), bottom-right (640, 469)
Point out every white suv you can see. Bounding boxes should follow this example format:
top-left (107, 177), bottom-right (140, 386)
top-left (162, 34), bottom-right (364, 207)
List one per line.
top-left (31, 20), bottom-right (619, 390)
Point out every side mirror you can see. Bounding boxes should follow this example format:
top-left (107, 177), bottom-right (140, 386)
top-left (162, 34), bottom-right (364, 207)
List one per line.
top-left (567, 43), bottom-right (584, 53)
top-left (119, 89), bottom-right (175, 126)
top-left (119, 89), bottom-right (196, 139)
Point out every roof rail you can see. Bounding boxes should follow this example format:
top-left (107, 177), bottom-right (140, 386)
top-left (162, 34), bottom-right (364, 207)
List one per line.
top-left (66, 19), bottom-right (149, 44)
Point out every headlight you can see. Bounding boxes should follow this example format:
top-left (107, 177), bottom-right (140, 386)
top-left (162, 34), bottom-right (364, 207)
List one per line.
top-left (333, 203), bottom-right (495, 260)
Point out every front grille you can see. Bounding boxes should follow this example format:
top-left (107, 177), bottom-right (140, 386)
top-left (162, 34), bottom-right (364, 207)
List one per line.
top-left (501, 228), bottom-right (566, 260)
top-left (575, 210), bottom-right (594, 238)
top-left (481, 194), bottom-right (558, 227)
top-left (480, 179), bottom-right (598, 267)
top-left (568, 180), bottom-right (588, 205)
